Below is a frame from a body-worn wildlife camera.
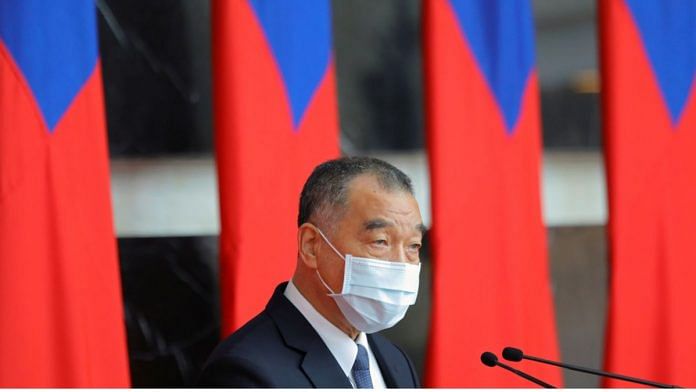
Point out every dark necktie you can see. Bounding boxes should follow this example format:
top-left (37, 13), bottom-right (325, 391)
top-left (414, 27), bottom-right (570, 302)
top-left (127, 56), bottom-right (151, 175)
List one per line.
top-left (352, 344), bottom-right (373, 388)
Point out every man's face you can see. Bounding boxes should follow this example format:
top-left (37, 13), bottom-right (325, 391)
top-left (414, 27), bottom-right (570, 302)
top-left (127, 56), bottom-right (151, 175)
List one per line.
top-left (317, 174), bottom-right (425, 293)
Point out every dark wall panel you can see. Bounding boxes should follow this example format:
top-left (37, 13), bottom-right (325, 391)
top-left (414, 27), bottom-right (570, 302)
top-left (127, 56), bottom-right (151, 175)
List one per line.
top-left (97, 0), bottom-right (212, 157)
top-left (119, 237), bottom-right (219, 386)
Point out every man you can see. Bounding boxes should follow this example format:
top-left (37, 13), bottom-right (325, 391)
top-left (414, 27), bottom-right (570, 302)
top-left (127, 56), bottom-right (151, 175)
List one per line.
top-left (199, 157), bottom-right (424, 388)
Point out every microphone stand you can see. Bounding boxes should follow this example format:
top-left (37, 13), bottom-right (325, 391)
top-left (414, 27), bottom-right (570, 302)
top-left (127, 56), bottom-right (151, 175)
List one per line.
top-left (512, 350), bottom-right (681, 388)
top-left (481, 352), bottom-right (556, 388)
top-left (495, 360), bottom-right (556, 388)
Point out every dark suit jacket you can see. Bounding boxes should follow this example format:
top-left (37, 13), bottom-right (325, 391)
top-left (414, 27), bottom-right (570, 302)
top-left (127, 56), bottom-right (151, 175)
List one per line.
top-left (198, 282), bottom-right (420, 388)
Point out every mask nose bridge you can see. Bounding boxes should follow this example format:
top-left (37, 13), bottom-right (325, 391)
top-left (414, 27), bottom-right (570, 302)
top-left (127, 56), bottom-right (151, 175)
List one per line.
top-left (392, 245), bottom-right (409, 265)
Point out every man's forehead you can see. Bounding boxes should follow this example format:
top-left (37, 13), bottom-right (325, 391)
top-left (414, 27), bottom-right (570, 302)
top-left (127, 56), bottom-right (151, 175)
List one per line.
top-left (345, 173), bottom-right (386, 193)
top-left (345, 174), bottom-right (413, 204)
top-left (341, 173), bottom-right (422, 224)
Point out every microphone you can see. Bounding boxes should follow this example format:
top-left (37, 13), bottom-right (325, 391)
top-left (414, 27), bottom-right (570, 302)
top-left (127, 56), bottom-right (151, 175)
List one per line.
top-left (502, 347), bottom-right (681, 388)
top-left (480, 351), bottom-right (556, 388)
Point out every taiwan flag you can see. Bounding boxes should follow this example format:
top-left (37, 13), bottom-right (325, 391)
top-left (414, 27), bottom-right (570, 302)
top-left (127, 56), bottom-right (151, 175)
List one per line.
top-left (213, 0), bottom-right (339, 334)
top-left (423, 0), bottom-right (562, 387)
top-left (0, 0), bottom-right (130, 387)
top-left (601, 0), bottom-right (696, 387)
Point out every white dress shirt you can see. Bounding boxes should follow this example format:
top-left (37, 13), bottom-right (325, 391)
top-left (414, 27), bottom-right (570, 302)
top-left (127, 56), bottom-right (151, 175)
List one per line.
top-left (284, 280), bottom-right (387, 388)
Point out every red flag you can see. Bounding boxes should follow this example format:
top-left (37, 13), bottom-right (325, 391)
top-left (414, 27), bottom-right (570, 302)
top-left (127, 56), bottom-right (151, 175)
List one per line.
top-left (423, 0), bottom-right (561, 386)
top-left (0, 0), bottom-right (130, 386)
top-left (601, 0), bottom-right (696, 387)
top-left (213, 0), bottom-right (339, 334)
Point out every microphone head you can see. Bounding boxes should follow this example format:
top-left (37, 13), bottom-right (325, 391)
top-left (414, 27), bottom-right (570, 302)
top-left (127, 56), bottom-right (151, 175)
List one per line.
top-left (502, 347), bottom-right (524, 362)
top-left (480, 352), bottom-right (499, 367)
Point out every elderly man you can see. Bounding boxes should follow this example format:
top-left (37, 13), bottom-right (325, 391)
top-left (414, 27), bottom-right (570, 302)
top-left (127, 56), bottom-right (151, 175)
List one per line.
top-left (199, 157), bottom-right (424, 388)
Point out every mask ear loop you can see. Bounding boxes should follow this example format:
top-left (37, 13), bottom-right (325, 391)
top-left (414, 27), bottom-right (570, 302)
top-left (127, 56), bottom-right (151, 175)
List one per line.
top-left (316, 269), bottom-right (338, 295)
top-left (315, 227), bottom-right (346, 261)
top-left (313, 226), bottom-right (346, 295)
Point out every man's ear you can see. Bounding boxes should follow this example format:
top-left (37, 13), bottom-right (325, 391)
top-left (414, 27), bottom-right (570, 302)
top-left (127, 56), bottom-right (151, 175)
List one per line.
top-left (297, 223), bottom-right (320, 269)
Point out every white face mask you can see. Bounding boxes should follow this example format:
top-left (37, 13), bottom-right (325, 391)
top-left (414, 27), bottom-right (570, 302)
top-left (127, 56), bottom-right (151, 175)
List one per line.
top-left (315, 228), bottom-right (421, 333)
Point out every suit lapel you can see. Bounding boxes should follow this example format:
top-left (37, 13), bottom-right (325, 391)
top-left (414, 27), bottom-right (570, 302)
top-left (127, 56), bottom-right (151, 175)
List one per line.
top-left (301, 337), bottom-right (352, 388)
top-left (266, 283), bottom-right (352, 388)
top-left (368, 334), bottom-right (409, 388)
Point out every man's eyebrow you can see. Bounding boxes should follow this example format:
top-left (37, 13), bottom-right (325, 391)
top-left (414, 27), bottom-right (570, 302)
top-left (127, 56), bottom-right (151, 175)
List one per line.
top-left (363, 219), bottom-right (393, 231)
top-left (362, 220), bottom-right (428, 235)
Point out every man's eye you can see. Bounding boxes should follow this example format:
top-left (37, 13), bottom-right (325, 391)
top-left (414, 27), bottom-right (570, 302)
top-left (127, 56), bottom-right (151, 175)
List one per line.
top-left (409, 243), bottom-right (422, 251)
top-left (374, 239), bottom-right (388, 246)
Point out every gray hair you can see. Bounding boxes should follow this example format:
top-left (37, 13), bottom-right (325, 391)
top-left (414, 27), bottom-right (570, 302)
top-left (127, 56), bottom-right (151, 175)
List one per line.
top-left (298, 156), bottom-right (414, 228)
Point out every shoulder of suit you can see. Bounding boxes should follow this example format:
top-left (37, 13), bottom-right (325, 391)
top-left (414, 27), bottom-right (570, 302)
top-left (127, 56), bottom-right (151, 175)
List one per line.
top-left (207, 310), bottom-right (284, 362)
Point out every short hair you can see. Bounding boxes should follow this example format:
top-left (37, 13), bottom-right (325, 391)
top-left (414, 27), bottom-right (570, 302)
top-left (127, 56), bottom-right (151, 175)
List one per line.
top-left (298, 156), bottom-right (414, 227)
